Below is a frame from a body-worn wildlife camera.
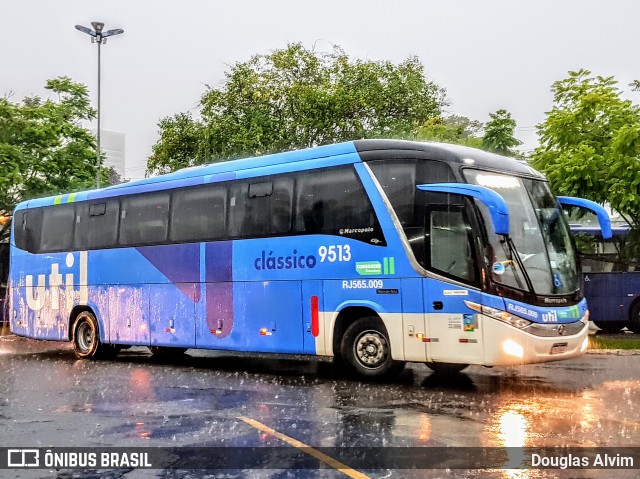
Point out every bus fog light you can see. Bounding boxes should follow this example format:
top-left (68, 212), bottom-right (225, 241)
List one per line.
top-left (503, 339), bottom-right (524, 358)
top-left (581, 336), bottom-right (589, 352)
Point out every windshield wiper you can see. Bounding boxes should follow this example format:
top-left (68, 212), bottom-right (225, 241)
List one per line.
top-left (500, 237), bottom-right (535, 295)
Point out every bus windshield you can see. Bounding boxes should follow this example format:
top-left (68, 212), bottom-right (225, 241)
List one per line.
top-left (464, 170), bottom-right (579, 296)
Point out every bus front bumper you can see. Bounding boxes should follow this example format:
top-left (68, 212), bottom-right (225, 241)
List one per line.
top-left (482, 317), bottom-right (590, 366)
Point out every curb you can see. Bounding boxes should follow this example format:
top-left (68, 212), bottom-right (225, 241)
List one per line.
top-left (587, 349), bottom-right (640, 356)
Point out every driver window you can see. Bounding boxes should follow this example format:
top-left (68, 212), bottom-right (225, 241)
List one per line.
top-left (429, 208), bottom-right (478, 284)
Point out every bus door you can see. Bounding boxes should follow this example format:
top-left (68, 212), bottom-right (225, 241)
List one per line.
top-left (423, 206), bottom-right (485, 364)
top-left (401, 278), bottom-right (428, 362)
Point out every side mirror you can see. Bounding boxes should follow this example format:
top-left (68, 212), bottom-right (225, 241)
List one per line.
top-left (417, 183), bottom-right (509, 236)
top-left (557, 197), bottom-right (612, 239)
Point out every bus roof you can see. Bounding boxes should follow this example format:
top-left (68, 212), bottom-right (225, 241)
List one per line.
top-left (16, 139), bottom-right (542, 210)
top-left (354, 139), bottom-right (540, 177)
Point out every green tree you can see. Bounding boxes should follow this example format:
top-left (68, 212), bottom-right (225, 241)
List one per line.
top-left (0, 76), bottom-right (100, 243)
top-left (147, 43), bottom-right (446, 175)
top-left (481, 109), bottom-right (522, 156)
top-left (416, 115), bottom-right (483, 148)
top-left (531, 69), bottom-right (640, 225)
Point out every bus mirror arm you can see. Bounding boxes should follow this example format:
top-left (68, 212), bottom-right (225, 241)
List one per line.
top-left (557, 196), bottom-right (613, 239)
top-left (417, 183), bottom-right (510, 236)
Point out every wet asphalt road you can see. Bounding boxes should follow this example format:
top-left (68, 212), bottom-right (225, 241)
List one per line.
top-left (1, 335), bottom-right (639, 479)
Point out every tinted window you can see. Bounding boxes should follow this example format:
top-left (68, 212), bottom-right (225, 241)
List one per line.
top-left (269, 178), bottom-right (293, 234)
top-left (14, 209), bottom-right (44, 253)
top-left (295, 167), bottom-right (384, 245)
top-left (74, 201), bottom-right (120, 250)
top-left (429, 207), bottom-right (478, 284)
top-left (120, 193), bottom-right (170, 246)
top-left (171, 185), bottom-right (227, 243)
top-left (40, 204), bottom-right (76, 253)
top-left (369, 159), bottom-right (456, 262)
top-left (13, 211), bottom-right (28, 251)
top-left (229, 178), bottom-right (293, 238)
top-left (369, 159), bottom-right (456, 227)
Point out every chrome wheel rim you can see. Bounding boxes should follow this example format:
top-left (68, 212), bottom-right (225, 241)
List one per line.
top-left (77, 321), bottom-right (94, 352)
top-left (354, 330), bottom-right (387, 369)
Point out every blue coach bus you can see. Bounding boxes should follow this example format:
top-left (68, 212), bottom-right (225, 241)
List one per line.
top-left (8, 140), bottom-right (611, 377)
top-left (571, 224), bottom-right (640, 334)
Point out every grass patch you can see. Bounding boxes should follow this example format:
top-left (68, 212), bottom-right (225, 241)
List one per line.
top-left (589, 335), bottom-right (640, 350)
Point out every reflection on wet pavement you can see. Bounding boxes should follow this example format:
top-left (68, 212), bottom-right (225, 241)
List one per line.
top-left (1, 336), bottom-right (639, 478)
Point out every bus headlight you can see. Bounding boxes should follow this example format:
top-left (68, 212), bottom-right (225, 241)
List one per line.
top-left (464, 301), bottom-right (532, 330)
top-left (503, 339), bottom-right (524, 358)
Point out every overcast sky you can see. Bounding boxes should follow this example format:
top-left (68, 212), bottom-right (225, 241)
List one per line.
top-left (2, 0), bottom-right (639, 180)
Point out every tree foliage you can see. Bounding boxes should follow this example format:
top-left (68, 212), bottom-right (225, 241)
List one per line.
top-left (0, 76), bottom-right (100, 242)
top-left (147, 43), bottom-right (446, 174)
top-left (531, 70), bottom-right (640, 225)
top-left (481, 109), bottom-right (522, 155)
top-left (416, 115), bottom-right (484, 148)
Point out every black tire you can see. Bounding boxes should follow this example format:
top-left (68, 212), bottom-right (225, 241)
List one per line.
top-left (340, 317), bottom-right (405, 378)
top-left (72, 311), bottom-right (106, 359)
top-left (593, 320), bottom-right (625, 334)
top-left (627, 302), bottom-right (640, 334)
top-left (148, 346), bottom-right (188, 357)
top-left (425, 362), bottom-right (469, 375)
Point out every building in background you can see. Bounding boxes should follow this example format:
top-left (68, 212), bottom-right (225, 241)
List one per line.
top-left (99, 130), bottom-right (126, 180)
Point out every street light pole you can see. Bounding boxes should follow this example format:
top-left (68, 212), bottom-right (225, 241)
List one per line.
top-left (75, 21), bottom-right (124, 189)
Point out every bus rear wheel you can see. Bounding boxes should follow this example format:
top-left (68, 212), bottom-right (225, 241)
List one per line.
top-left (340, 317), bottom-right (405, 378)
top-left (426, 362), bottom-right (468, 375)
top-left (627, 302), bottom-right (640, 334)
top-left (72, 311), bottom-right (116, 359)
top-left (593, 320), bottom-right (625, 334)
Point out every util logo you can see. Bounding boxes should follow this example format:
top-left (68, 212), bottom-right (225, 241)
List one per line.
top-left (541, 310), bottom-right (558, 323)
top-left (26, 251), bottom-right (88, 312)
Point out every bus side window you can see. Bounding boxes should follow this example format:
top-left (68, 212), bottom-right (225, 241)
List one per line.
top-left (295, 166), bottom-right (384, 244)
top-left (428, 207), bottom-right (478, 284)
top-left (229, 182), bottom-right (264, 238)
top-left (14, 209), bottom-right (43, 253)
top-left (228, 178), bottom-right (293, 238)
top-left (119, 193), bottom-right (170, 246)
top-left (74, 201), bottom-right (120, 250)
top-left (269, 178), bottom-right (293, 235)
top-left (40, 204), bottom-right (76, 253)
top-left (170, 185), bottom-right (227, 243)
top-left (13, 211), bottom-right (28, 251)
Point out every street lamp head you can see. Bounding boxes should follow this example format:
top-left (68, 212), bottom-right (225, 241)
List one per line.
top-left (75, 24), bottom-right (96, 37)
top-left (75, 20), bottom-right (124, 189)
top-left (91, 21), bottom-right (105, 33)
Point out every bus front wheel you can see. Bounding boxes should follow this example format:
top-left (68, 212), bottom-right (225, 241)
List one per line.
top-left (340, 317), bottom-right (405, 378)
top-left (72, 311), bottom-right (117, 359)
